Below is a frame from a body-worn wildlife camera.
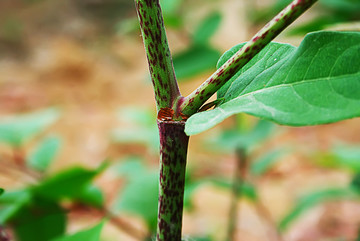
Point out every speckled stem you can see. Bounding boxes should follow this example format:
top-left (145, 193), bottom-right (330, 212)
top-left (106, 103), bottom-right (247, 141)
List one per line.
top-left (180, 0), bottom-right (318, 116)
top-left (157, 121), bottom-right (189, 241)
top-left (134, 0), bottom-right (180, 110)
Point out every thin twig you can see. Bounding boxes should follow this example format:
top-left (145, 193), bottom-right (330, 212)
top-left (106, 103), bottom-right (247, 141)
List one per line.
top-left (226, 147), bottom-right (247, 241)
top-left (105, 209), bottom-right (149, 240)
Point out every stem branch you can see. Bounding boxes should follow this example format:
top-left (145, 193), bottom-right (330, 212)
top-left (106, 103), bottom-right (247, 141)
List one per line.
top-left (134, 0), bottom-right (181, 110)
top-left (180, 0), bottom-right (318, 116)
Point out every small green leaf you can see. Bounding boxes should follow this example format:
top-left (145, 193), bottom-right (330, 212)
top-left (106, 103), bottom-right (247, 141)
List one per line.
top-left (113, 171), bottom-right (159, 232)
top-left (51, 221), bottom-right (105, 241)
top-left (112, 108), bottom-right (159, 151)
top-left (160, 0), bottom-right (182, 16)
top-left (250, 148), bottom-right (289, 176)
top-left (193, 12), bottom-right (222, 45)
top-left (11, 197), bottom-right (66, 241)
top-left (0, 108), bottom-right (60, 147)
top-left (115, 156), bottom-right (147, 179)
top-left (33, 166), bottom-right (103, 202)
top-left (315, 144), bottom-right (360, 172)
top-left (76, 185), bottom-right (104, 208)
top-left (183, 180), bottom-right (205, 210)
top-left (173, 45), bottom-right (221, 80)
top-left (351, 173), bottom-right (360, 193)
top-left (206, 119), bottom-right (275, 152)
top-left (0, 190), bottom-right (32, 224)
top-left (186, 31), bottom-right (360, 135)
top-left (111, 127), bottom-right (159, 150)
top-left (279, 188), bottom-right (359, 230)
top-left (210, 178), bottom-right (258, 201)
top-left (320, 0), bottom-right (360, 13)
top-left (117, 107), bottom-right (155, 126)
top-left (27, 136), bottom-right (61, 172)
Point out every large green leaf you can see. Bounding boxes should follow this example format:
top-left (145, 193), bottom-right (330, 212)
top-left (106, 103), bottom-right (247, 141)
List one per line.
top-left (51, 221), bottom-right (104, 241)
top-left (27, 136), bottom-right (62, 172)
top-left (185, 31), bottom-right (360, 135)
top-left (0, 108), bottom-right (60, 147)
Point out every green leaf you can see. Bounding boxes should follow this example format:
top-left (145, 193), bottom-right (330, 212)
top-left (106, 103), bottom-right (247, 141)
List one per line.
top-left (210, 178), bottom-right (258, 201)
top-left (206, 119), bottom-right (275, 152)
top-left (0, 189), bottom-right (3, 196)
top-left (33, 166), bottom-right (103, 202)
top-left (76, 185), bottom-right (104, 208)
top-left (279, 188), bottom-right (359, 230)
top-left (114, 156), bottom-right (147, 179)
top-left (193, 12), bottom-right (222, 45)
top-left (117, 107), bottom-right (155, 127)
top-left (51, 221), bottom-right (104, 241)
top-left (320, 0), bottom-right (360, 13)
top-left (0, 190), bottom-right (32, 224)
top-left (27, 136), bottom-right (62, 172)
top-left (0, 108), bottom-right (60, 147)
top-left (113, 171), bottom-right (159, 232)
top-left (111, 127), bottom-right (159, 150)
top-left (160, 0), bottom-right (182, 16)
top-left (173, 45), bottom-right (221, 80)
top-left (315, 144), bottom-right (360, 172)
top-left (112, 108), bottom-right (159, 151)
top-left (351, 173), bottom-right (360, 193)
top-left (250, 148), bottom-right (289, 176)
top-left (185, 31), bottom-right (360, 135)
top-left (183, 179), bottom-right (205, 210)
top-left (11, 197), bottom-right (66, 241)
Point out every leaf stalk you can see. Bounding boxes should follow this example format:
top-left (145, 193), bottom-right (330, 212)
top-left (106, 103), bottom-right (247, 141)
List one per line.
top-left (180, 0), bottom-right (318, 116)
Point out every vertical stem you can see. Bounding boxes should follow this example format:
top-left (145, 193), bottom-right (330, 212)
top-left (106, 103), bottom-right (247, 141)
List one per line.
top-left (134, 0), bottom-right (180, 109)
top-left (157, 121), bottom-right (189, 241)
top-left (226, 147), bottom-right (247, 241)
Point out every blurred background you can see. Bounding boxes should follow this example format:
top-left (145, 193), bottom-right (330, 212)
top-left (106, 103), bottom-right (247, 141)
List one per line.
top-left (0, 0), bottom-right (360, 240)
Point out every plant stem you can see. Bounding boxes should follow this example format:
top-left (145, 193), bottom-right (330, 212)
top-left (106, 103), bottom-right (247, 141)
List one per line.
top-left (180, 0), bottom-right (318, 116)
top-left (226, 147), bottom-right (247, 241)
top-left (134, 0), bottom-right (181, 110)
top-left (157, 120), bottom-right (189, 241)
top-left (253, 199), bottom-right (283, 241)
